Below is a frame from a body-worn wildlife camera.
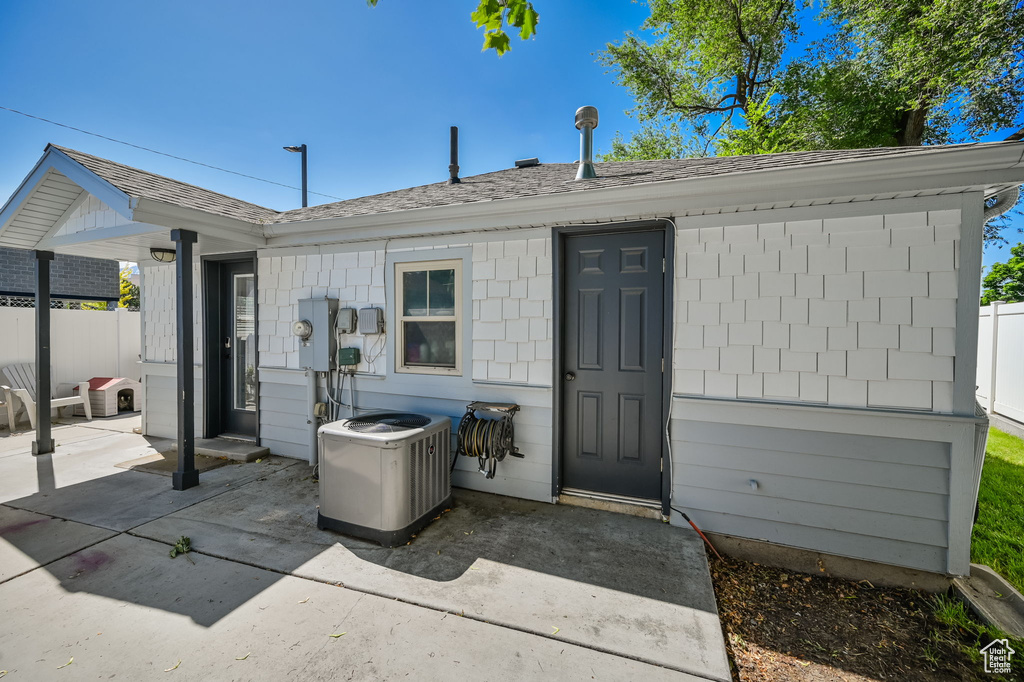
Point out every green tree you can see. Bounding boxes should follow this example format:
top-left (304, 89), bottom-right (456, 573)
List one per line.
top-left (119, 267), bottom-right (139, 309)
top-left (603, 0), bottom-right (1024, 154)
top-left (600, 0), bottom-right (1024, 241)
top-left (982, 243), bottom-right (1024, 305)
top-left (367, 0), bottom-right (538, 55)
top-left (599, 0), bottom-right (803, 155)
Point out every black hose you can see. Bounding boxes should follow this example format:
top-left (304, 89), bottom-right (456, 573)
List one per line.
top-left (455, 408), bottom-right (518, 479)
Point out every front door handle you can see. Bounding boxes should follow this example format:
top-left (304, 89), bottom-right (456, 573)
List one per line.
top-left (224, 336), bottom-right (232, 349)
top-left (565, 372), bottom-right (576, 382)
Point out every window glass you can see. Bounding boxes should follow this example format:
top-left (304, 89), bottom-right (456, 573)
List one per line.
top-left (396, 260), bottom-right (461, 375)
top-left (402, 270), bottom-right (428, 316)
top-left (402, 321), bottom-right (456, 367)
top-left (428, 268), bottom-right (456, 316)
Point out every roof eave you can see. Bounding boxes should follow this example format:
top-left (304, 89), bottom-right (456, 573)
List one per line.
top-left (0, 146), bottom-right (136, 242)
top-left (263, 142), bottom-right (1024, 247)
top-left (131, 198), bottom-right (268, 247)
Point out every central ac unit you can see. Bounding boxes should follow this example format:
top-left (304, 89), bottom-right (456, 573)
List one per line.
top-left (317, 412), bottom-right (452, 547)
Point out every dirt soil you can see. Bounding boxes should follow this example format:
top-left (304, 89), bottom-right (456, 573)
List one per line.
top-left (710, 555), bottom-right (1017, 682)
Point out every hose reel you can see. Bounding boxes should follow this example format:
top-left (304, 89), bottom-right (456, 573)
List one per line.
top-left (456, 401), bottom-right (523, 479)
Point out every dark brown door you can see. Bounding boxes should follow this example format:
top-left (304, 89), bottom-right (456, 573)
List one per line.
top-left (562, 230), bottom-right (664, 500)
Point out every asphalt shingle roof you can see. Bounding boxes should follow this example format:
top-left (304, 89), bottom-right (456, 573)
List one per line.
top-left (269, 142), bottom-right (1006, 223)
top-left (52, 145), bottom-right (279, 224)
top-left (51, 141), bottom-right (1015, 227)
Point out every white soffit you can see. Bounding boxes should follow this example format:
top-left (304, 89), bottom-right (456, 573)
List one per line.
top-left (0, 169), bottom-right (84, 248)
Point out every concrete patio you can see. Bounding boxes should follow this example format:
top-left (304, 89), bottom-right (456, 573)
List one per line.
top-left (0, 416), bottom-right (730, 681)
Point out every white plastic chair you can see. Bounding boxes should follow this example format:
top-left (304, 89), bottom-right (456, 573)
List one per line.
top-left (1, 363), bottom-right (92, 431)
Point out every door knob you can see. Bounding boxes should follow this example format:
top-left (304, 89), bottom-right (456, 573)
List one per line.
top-left (565, 372), bottom-right (576, 381)
top-left (224, 336), bottom-right (232, 349)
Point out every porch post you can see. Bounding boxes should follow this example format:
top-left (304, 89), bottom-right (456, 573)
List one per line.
top-left (32, 250), bottom-right (55, 455)
top-left (171, 229), bottom-right (199, 490)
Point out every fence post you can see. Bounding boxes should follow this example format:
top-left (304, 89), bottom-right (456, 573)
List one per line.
top-left (989, 300), bottom-right (1003, 415)
top-left (114, 307), bottom-right (124, 378)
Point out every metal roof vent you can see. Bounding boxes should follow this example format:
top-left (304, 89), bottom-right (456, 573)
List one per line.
top-left (515, 157), bottom-right (540, 168)
top-left (574, 106), bottom-right (599, 180)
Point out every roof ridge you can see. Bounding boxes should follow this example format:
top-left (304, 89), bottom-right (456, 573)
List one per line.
top-left (50, 144), bottom-right (282, 217)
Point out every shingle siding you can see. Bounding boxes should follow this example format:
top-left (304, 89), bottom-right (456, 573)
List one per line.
top-left (672, 207), bottom-right (960, 411)
top-left (0, 246), bottom-right (119, 299)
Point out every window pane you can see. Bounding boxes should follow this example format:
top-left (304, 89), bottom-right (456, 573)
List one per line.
top-left (233, 274), bottom-right (256, 411)
top-left (403, 321), bottom-right (456, 367)
top-left (402, 270), bottom-right (428, 316)
top-left (428, 268), bottom-right (456, 316)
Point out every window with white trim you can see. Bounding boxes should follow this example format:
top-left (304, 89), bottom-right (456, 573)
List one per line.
top-left (395, 259), bottom-right (462, 375)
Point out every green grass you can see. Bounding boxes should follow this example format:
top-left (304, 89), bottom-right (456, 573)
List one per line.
top-left (971, 427), bottom-right (1024, 593)
top-left (931, 594), bottom-right (1023, 671)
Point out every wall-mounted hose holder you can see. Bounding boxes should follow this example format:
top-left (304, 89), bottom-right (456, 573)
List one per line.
top-left (456, 401), bottom-right (523, 479)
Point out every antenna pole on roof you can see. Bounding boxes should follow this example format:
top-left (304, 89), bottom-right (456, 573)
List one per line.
top-left (448, 126), bottom-right (461, 184)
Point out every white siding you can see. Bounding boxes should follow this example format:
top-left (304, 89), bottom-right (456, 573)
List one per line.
top-left (141, 261), bottom-right (202, 364)
top-left (253, 234), bottom-right (555, 502)
top-left (52, 195), bottom-right (133, 238)
top-left (673, 208), bottom-right (960, 411)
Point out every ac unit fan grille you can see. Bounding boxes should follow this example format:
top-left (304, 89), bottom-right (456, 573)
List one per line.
top-left (345, 413), bottom-right (431, 433)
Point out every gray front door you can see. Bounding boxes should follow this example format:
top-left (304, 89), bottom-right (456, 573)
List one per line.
top-left (562, 230), bottom-right (665, 500)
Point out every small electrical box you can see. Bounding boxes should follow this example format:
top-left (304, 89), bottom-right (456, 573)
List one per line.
top-left (358, 307), bottom-right (385, 334)
top-left (337, 347), bottom-right (361, 367)
top-left (298, 297), bottom-right (338, 371)
top-left (336, 307), bottom-right (357, 334)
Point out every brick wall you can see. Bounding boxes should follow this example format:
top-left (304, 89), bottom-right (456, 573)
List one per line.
top-left (0, 246), bottom-right (119, 300)
top-left (673, 209), bottom-right (960, 411)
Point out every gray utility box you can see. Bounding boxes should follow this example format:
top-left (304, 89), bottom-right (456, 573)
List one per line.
top-left (317, 412), bottom-right (452, 547)
top-left (298, 297), bottom-right (338, 371)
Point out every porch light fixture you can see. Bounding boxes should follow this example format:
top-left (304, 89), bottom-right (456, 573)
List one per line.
top-left (150, 247), bottom-right (176, 263)
top-left (283, 143), bottom-right (308, 208)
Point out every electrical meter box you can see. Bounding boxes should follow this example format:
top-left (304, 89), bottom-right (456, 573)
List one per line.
top-left (359, 307), bottom-right (385, 334)
top-left (337, 347), bottom-right (361, 366)
top-left (336, 307), bottom-right (357, 334)
top-left (297, 297), bottom-right (338, 371)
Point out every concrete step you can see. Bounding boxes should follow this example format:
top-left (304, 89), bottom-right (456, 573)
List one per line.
top-left (169, 437), bottom-right (269, 463)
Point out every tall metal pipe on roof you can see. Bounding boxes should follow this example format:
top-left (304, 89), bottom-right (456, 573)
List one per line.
top-left (575, 106), bottom-right (599, 180)
top-left (448, 126), bottom-right (461, 184)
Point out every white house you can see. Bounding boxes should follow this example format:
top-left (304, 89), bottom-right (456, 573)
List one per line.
top-left (2, 117), bottom-right (1021, 582)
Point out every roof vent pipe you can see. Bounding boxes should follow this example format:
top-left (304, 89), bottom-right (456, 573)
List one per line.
top-left (448, 126), bottom-right (461, 184)
top-left (575, 106), bottom-right (599, 180)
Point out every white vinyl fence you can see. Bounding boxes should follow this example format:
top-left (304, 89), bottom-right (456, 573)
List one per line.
top-left (978, 301), bottom-right (1024, 423)
top-left (0, 307), bottom-right (140, 427)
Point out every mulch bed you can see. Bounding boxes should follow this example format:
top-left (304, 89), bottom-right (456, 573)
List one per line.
top-left (710, 555), bottom-right (1013, 681)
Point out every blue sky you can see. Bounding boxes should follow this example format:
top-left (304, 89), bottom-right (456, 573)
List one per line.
top-left (0, 1), bottom-right (1019, 269)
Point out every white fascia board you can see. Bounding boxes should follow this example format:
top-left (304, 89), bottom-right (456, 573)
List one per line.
top-left (264, 143), bottom-right (1024, 247)
top-left (131, 198), bottom-right (267, 247)
top-left (0, 147), bottom-right (134, 242)
top-left (45, 147), bottom-right (136, 219)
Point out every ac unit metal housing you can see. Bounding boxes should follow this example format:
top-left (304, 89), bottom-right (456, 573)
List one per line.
top-left (317, 412), bottom-right (452, 547)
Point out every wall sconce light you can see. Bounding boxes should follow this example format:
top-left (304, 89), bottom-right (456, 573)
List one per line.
top-left (150, 248), bottom-right (176, 263)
